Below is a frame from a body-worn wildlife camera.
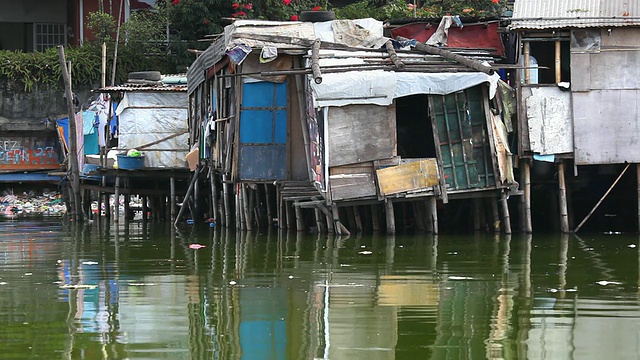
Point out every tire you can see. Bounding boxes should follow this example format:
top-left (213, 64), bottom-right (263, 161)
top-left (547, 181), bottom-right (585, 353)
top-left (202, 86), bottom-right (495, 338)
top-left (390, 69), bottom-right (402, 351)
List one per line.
top-left (299, 11), bottom-right (336, 22)
top-left (128, 71), bottom-right (162, 81)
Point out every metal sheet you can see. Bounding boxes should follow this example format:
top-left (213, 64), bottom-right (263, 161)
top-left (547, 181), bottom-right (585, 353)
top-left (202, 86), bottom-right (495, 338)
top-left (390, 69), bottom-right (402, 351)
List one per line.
top-left (573, 90), bottom-right (640, 164)
top-left (510, 0), bottom-right (640, 30)
top-left (376, 158), bottom-right (439, 196)
top-left (0, 135), bottom-right (61, 171)
top-left (239, 145), bottom-right (287, 180)
top-left (524, 86), bottom-right (573, 155)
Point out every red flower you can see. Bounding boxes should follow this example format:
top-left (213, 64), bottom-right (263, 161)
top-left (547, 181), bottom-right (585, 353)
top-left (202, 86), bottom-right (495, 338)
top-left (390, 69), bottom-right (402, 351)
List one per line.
top-left (491, 0), bottom-right (499, 3)
top-left (172, 0), bottom-right (179, 4)
top-left (283, 0), bottom-right (291, 5)
top-left (312, 5), bottom-right (322, 11)
top-left (203, 19), bottom-right (210, 24)
top-left (238, 11), bottom-right (246, 17)
top-left (232, 2), bottom-right (239, 8)
top-left (242, 3), bottom-right (253, 10)
top-left (290, 14), bottom-right (298, 20)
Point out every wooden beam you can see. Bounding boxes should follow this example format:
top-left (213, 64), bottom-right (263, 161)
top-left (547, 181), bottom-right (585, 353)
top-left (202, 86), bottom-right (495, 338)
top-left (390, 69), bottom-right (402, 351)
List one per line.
top-left (558, 161), bottom-right (569, 233)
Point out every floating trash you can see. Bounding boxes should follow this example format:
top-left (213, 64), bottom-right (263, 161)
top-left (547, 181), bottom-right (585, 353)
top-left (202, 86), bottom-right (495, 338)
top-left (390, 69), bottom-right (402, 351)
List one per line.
top-left (596, 280), bottom-right (622, 286)
top-left (189, 243), bottom-right (206, 250)
top-left (0, 189), bottom-right (66, 217)
top-left (59, 284), bottom-right (98, 290)
top-left (358, 250), bottom-right (373, 255)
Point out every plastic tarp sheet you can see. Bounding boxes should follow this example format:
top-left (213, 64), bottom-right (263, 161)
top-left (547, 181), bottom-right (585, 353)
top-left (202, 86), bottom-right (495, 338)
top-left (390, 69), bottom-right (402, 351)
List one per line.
top-left (116, 92), bottom-right (189, 168)
top-left (311, 70), bottom-right (500, 107)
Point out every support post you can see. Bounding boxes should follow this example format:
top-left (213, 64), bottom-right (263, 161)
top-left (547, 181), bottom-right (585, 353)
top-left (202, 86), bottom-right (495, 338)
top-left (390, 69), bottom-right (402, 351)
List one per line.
top-left (124, 194), bottom-right (130, 227)
top-left (371, 204), bottom-right (381, 232)
top-left (385, 200), bottom-right (395, 234)
top-left (170, 177), bottom-right (176, 223)
top-left (558, 161), bottom-right (570, 233)
top-left (428, 197), bottom-right (438, 234)
top-left (114, 176), bottom-right (120, 224)
top-left (295, 203), bottom-right (304, 232)
top-left (500, 193), bottom-right (512, 234)
top-left (223, 174), bottom-right (231, 227)
top-left (491, 195), bottom-right (500, 233)
top-left (523, 160), bottom-right (533, 233)
top-left (211, 167), bottom-right (219, 224)
top-left (173, 166), bottom-right (201, 227)
top-left (264, 184), bottom-right (272, 228)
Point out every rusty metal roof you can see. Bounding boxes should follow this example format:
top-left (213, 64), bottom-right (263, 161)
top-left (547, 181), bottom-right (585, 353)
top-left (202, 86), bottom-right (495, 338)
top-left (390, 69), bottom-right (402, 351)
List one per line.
top-left (510, 0), bottom-right (640, 30)
top-left (95, 83), bottom-right (187, 93)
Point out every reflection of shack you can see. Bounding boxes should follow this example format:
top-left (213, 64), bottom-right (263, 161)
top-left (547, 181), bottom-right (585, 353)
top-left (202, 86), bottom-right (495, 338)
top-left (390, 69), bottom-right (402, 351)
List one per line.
top-left (187, 18), bottom-right (517, 233)
top-left (82, 76), bottom-right (192, 224)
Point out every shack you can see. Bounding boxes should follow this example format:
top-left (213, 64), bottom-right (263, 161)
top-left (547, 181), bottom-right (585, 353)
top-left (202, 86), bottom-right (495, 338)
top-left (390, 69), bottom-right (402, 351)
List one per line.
top-left (82, 74), bottom-right (192, 224)
top-left (187, 18), bottom-right (517, 234)
top-left (509, 0), bottom-right (640, 233)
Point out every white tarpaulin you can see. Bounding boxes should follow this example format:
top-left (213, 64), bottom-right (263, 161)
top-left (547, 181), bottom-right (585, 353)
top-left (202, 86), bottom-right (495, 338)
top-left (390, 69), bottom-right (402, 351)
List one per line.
top-left (311, 71), bottom-right (500, 107)
top-left (116, 92), bottom-right (189, 168)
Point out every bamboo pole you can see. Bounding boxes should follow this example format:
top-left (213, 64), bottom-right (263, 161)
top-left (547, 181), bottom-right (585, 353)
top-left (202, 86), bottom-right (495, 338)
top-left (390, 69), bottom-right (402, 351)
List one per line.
top-left (173, 166), bottom-right (201, 228)
top-left (223, 174), bottom-right (231, 227)
top-left (111, 0), bottom-right (125, 86)
top-left (523, 160), bottom-right (533, 233)
top-left (500, 193), bottom-right (512, 234)
top-left (170, 176), bottom-right (176, 223)
top-left (294, 203), bottom-right (304, 232)
top-left (211, 167), bottom-right (219, 223)
top-left (491, 195), bottom-right (500, 233)
top-left (428, 197), bottom-right (438, 234)
top-left (558, 161), bottom-right (570, 233)
top-left (555, 40), bottom-right (561, 83)
top-left (58, 47), bottom-right (82, 223)
top-left (264, 184), bottom-right (272, 228)
top-left (101, 42), bottom-right (107, 88)
top-left (523, 42), bottom-right (531, 84)
top-left (575, 163), bottom-right (630, 233)
top-left (114, 176), bottom-right (120, 224)
top-left (242, 184), bottom-right (252, 231)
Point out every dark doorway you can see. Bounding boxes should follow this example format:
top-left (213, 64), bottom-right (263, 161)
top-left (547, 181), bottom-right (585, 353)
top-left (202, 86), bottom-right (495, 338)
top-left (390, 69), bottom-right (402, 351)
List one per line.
top-left (395, 94), bottom-right (436, 159)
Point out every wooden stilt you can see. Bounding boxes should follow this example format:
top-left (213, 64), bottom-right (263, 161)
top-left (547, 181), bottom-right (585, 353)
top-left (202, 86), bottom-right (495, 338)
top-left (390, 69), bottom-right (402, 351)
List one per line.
top-left (473, 198), bottom-right (483, 231)
top-left (491, 195), bottom-right (500, 233)
top-left (277, 186), bottom-right (285, 229)
top-left (104, 193), bottom-right (110, 220)
top-left (325, 208), bottom-right (334, 234)
top-left (354, 206), bottom-right (363, 233)
top-left (170, 177), bottom-right (176, 224)
top-left (371, 204), bottom-right (380, 232)
top-left (264, 184), bottom-right (272, 228)
top-left (523, 160), bottom-right (533, 233)
top-left (173, 167), bottom-right (201, 227)
top-left (294, 203), bottom-right (304, 232)
top-left (285, 200), bottom-right (293, 230)
top-left (124, 194), bottom-right (130, 227)
top-left (558, 161), bottom-right (570, 233)
top-left (315, 208), bottom-right (325, 233)
top-left (428, 197), bottom-right (438, 234)
top-left (346, 206), bottom-right (357, 232)
top-left (500, 193), bottom-right (512, 234)
top-left (331, 204), bottom-right (341, 235)
top-left (235, 185), bottom-right (242, 230)
top-left (142, 196), bottom-right (148, 224)
top-left (210, 167), bottom-right (219, 224)
top-left (223, 174), bottom-right (231, 228)
top-left (194, 175), bottom-right (200, 221)
top-left (97, 191), bottom-right (102, 219)
top-left (114, 176), bottom-right (120, 224)
top-left (638, 164), bottom-right (640, 232)
top-left (385, 200), bottom-right (396, 234)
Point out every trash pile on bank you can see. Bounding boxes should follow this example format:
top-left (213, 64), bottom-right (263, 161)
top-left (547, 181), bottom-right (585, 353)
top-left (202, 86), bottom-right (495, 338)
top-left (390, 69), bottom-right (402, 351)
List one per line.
top-left (0, 190), bottom-right (67, 217)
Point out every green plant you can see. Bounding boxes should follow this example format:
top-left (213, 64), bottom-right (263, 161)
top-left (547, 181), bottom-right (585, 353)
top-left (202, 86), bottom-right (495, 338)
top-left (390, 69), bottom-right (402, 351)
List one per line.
top-left (86, 11), bottom-right (117, 45)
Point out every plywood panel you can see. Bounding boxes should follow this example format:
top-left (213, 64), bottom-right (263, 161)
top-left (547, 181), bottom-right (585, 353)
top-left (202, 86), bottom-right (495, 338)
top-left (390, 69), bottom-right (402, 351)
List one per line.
top-left (328, 105), bottom-right (396, 167)
top-left (376, 158), bottom-right (439, 196)
top-left (574, 90), bottom-right (640, 164)
top-left (524, 86), bottom-right (573, 155)
top-left (329, 162), bottom-right (377, 201)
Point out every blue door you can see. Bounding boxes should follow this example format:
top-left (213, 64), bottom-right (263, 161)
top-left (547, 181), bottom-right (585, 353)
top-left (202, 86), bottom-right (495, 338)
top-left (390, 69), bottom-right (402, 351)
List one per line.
top-left (239, 81), bottom-right (287, 180)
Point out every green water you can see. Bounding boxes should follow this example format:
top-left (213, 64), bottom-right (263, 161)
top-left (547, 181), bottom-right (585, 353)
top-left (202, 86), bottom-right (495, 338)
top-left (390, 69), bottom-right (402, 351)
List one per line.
top-left (1, 219), bottom-right (640, 359)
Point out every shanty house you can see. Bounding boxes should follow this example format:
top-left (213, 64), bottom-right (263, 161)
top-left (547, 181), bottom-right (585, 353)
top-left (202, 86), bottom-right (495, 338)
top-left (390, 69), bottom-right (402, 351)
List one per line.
top-left (188, 18), bottom-right (517, 234)
top-left (509, 0), bottom-right (640, 232)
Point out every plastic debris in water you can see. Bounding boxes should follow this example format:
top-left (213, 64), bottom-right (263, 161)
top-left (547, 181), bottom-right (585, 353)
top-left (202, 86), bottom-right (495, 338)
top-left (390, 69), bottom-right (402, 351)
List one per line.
top-left (358, 250), bottom-right (373, 255)
top-left (229, 280), bottom-right (237, 285)
top-left (189, 244), bottom-right (206, 250)
top-left (596, 280), bottom-right (622, 286)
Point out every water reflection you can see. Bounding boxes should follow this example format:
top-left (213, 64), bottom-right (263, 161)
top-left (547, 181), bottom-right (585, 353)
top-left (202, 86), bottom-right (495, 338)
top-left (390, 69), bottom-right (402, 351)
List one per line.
top-left (1, 221), bottom-right (640, 359)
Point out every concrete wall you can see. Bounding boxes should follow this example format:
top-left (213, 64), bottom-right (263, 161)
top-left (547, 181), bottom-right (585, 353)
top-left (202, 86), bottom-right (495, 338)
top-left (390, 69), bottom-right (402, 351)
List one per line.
top-left (0, 79), bottom-right (93, 131)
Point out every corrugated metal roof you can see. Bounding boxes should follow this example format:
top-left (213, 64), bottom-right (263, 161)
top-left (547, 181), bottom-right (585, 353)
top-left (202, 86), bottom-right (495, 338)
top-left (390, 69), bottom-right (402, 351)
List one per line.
top-left (510, 0), bottom-right (640, 30)
top-left (95, 83), bottom-right (187, 92)
top-left (187, 36), bottom-right (226, 95)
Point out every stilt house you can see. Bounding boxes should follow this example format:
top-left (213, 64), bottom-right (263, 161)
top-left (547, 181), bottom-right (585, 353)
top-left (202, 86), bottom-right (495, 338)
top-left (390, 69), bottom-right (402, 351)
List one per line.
top-left (509, 0), bottom-right (640, 232)
top-left (188, 18), bottom-right (517, 234)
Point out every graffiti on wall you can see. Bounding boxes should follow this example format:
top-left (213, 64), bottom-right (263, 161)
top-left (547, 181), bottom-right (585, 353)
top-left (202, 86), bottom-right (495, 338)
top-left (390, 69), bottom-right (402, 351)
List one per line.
top-left (0, 136), bottom-right (61, 170)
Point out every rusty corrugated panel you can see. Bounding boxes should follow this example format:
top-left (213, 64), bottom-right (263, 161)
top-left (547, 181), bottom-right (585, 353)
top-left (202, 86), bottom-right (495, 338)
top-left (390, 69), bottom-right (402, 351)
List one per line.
top-left (510, 0), bottom-right (640, 30)
top-left (0, 135), bottom-right (62, 171)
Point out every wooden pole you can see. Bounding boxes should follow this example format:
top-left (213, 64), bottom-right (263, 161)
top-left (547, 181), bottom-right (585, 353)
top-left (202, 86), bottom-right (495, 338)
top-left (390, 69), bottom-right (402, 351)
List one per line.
top-left (354, 206), bottom-right (363, 233)
top-left (523, 160), bottom-right (533, 233)
top-left (396, 36), bottom-right (494, 75)
top-left (311, 38), bottom-right (322, 84)
top-left (294, 203), bottom-right (304, 232)
top-left (637, 164), bottom-right (640, 232)
top-left (210, 168), bottom-right (219, 223)
top-left (170, 176), bottom-right (176, 223)
top-left (124, 194), bottom-right (130, 227)
top-left (101, 42), bottom-right (107, 88)
top-left (58, 46), bottom-right (82, 223)
top-left (385, 40), bottom-right (405, 69)
top-left (385, 200), bottom-right (396, 234)
top-left (555, 40), bottom-right (561, 83)
top-left (114, 176), bottom-right (120, 224)
top-left (523, 42), bottom-right (531, 84)
top-left (142, 196), bottom-right (148, 224)
top-left (223, 174), bottom-right (231, 227)
top-left (558, 161), bottom-right (570, 233)
top-left (264, 184), bottom-right (272, 227)
top-left (428, 197), bottom-right (438, 234)
top-left (575, 163), bottom-right (630, 233)
top-left (173, 166), bottom-right (201, 227)
top-left (110, 0), bottom-right (124, 86)
top-left (491, 195), bottom-right (500, 233)
top-left (371, 204), bottom-right (380, 232)
top-left (500, 193), bottom-right (512, 234)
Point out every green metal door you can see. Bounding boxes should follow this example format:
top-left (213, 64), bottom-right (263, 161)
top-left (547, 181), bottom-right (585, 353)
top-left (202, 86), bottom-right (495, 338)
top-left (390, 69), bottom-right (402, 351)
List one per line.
top-left (429, 86), bottom-right (495, 191)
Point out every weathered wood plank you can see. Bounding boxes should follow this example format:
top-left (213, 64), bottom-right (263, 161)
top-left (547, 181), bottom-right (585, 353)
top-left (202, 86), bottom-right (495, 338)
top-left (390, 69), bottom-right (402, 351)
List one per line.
top-left (376, 158), bottom-right (439, 196)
